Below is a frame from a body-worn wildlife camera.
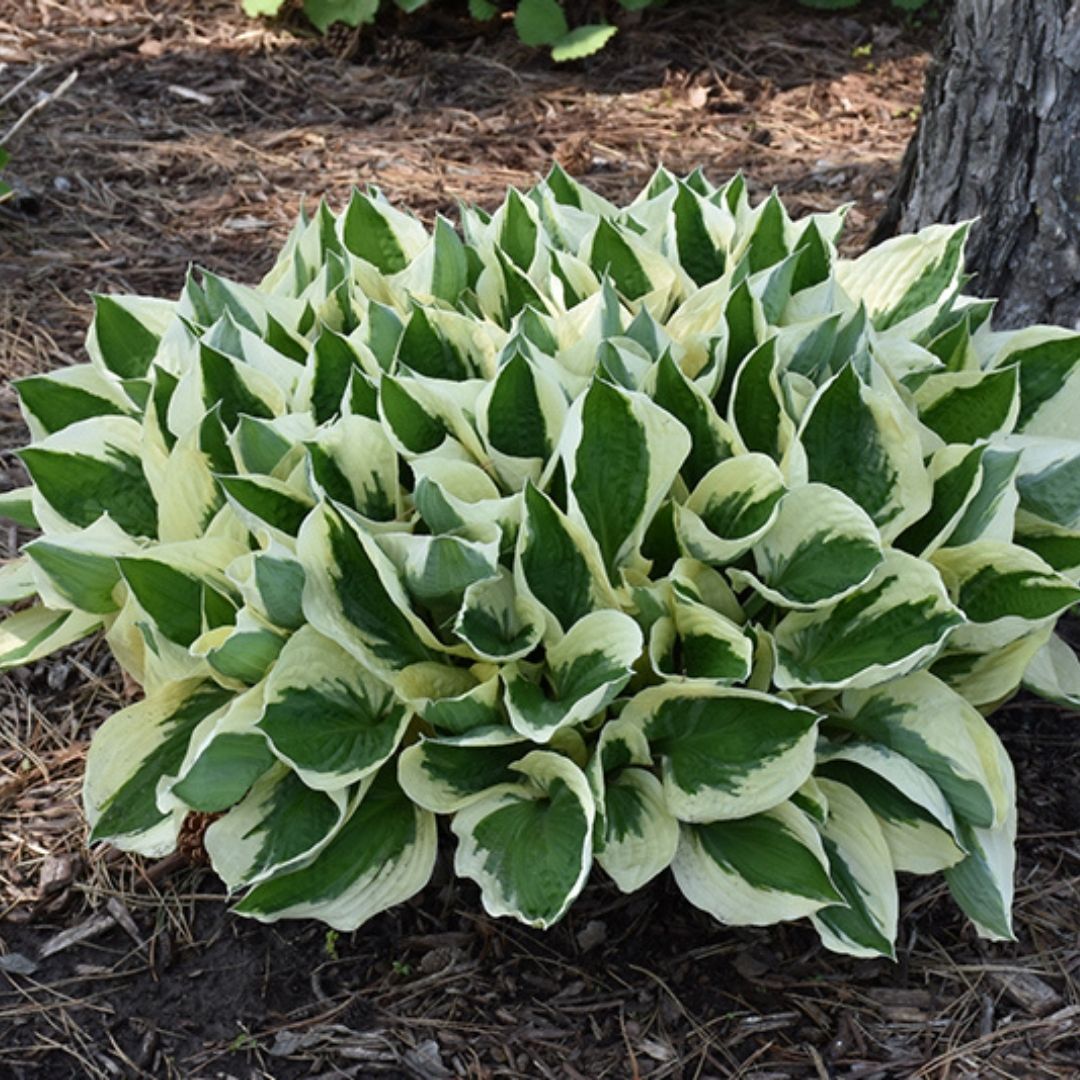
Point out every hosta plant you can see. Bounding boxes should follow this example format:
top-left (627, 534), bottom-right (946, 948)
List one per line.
top-left (3, 170), bottom-right (1080, 956)
top-left (242, 0), bottom-right (664, 62)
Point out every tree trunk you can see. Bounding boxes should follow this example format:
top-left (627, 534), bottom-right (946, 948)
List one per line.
top-left (874, 0), bottom-right (1080, 329)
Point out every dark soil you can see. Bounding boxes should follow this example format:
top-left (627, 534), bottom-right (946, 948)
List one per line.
top-left (1, 2), bottom-right (1078, 1078)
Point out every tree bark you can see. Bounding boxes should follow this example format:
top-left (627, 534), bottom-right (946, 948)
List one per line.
top-left (874, 0), bottom-right (1080, 329)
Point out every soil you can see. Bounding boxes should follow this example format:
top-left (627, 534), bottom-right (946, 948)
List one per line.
top-left (1, 2), bottom-right (1078, 1078)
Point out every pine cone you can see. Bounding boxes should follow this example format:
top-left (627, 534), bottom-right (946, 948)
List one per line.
top-left (176, 811), bottom-right (222, 866)
top-left (324, 20), bottom-right (363, 60)
top-left (373, 34), bottom-right (427, 74)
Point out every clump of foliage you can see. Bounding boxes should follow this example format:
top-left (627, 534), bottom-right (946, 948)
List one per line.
top-left (242, 0), bottom-right (935, 63)
top-left (3, 170), bottom-right (1079, 954)
top-left (242, 0), bottom-right (664, 61)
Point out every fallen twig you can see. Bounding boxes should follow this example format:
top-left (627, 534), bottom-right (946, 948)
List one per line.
top-left (2, 69), bottom-right (79, 145)
top-left (0, 63), bottom-right (46, 109)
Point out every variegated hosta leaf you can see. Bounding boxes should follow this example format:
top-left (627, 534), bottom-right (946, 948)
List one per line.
top-left (815, 742), bottom-right (964, 875)
top-left (839, 672), bottom-right (1011, 830)
top-left (392, 216), bottom-right (470, 308)
top-left (0, 558), bottom-right (38, 605)
top-left (798, 364), bottom-right (931, 543)
top-left (646, 351), bottom-right (742, 487)
top-left (453, 568), bottom-right (546, 662)
top-left (675, 452), bottom-right (786, 565)
top-left (157, 682), bottom-right (273, 813)
top-left (476, 350), bottom-right (567, 488)
top-left (773, 550), bottom-right (962, 691)
top-left (297, 502), bottom-right (441, 673)
top-left (206, 766), bottom-right (350, 889)
top-left (19, 417), bottom-right (159, 540)
top-left (730, 483), bottom-right (883, 609)
top-left (932, 622), bottom-right (1054, 709)
top-left (896, 444), bottom-right (986, 559)
top-left (398, 726), bottom-right (527, 813)
top-left (234, 766), bottom-right (437, 931)
top-left (671, 800), bottom-right (841, 926)
top-left (514, 482), bottom-right (618, 635)
top-left (944, 447), bottom-right (1021, 549)
top-left (15, 363), bottom-right (133, 442)
top-left (257, 626), bottom-right (410, 790)
top-left (87, 293), bottom-right (174, 379)
top-left (648, 583), bottom-right (753, 683)
top-left (228, 407), bottom-right (313, 480)
top-left (583, 217), bottom-right (679, 315)
top-left (85, 680), bottom-right (233, 855)
top-left (911, 366), bottom-right (1019, 445)
top-left (939, 710), bottom-right (1017, 941)
top-left (810, 778), bottom-right (899, 959)
top-left (663, 278), bottom-right (737, 383)
top-left (218, 473), bottom-right (314, 543)
top-left (945, 784), bottom-right (1018, 941)
top-left (117, 539), bottom-right (245, 649)
top-left (0, 605), bottom-right (102, 671)
top-left (181, 341), bottom-right (288, 431)
top-left (380, 371), bottom-right (486, 462)
top-left (393, 661), bottom-right (503, 734)
top-left (585, 718), bottom-right (678, 892)
top-left (4, 172), bottom-right (1074, 944)
top-left (341, 188), bottom-right (429, 275)
top-left (306, 415), bottom-right (400, 522)
top-left (452, 750), bottom-right (595, 928)
top-left (1009, 435), bottom-right (1080, 531)
top-left (1016, 517), bottom-right (1080, 582)
top-left (931, 540), bottom-right (1080, 651)
top-left (503, 610), bottom-right (642, 742)
top-left (835, 222), bottom-right (969, 332)
top-left (412, 457), bottom-right (521, 545)
top-left (561, 377), bottom-right (691, 576)
top-left (729, 339), bottom-right (800, 467)
top-left (622, 684), bottom-right (820, 822)
top-left (792, 774), bottom-right (830, 824)
top-left (377, 526), bottom-right (502, 610)
top-left (191, 608), bottom-right (286, 685)
top-left (0, 486), bottom-right (37, 529)
top-left (146, 426), bottom-right (223, 544)
top-left (1022, 632), bottom-right (1080, 707)
top-left (669, 556), bottom-right (746, 623)
top-left (999, 328), bottom-right (1080, 439)
top-left (244, 549), bottom-right (306, 630)
top-left (595, 767), bottom-right (678, 894)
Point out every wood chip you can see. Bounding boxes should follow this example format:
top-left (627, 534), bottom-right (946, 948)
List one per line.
top-left (166, 84), bottom-right (214, 106)
top-left (575, 919), bottom-right (607, 953)
top-left (989, 969), bottom-right (1064, 1017)
top-left (38, 910), bottom-right (115, 958)
top-left (106, 896), bottom-right (143, 946)
top-left (0, 952), bottom-right (39, 975)
top-left (38, 851), bottom-right (78, 896)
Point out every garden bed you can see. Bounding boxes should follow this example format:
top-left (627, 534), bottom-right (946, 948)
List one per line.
top-left (1, 2), bottom-right (1077, 1077)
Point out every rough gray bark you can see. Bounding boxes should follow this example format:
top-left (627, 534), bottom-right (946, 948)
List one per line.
top-left (875, 0), bottom-right (1080, 329)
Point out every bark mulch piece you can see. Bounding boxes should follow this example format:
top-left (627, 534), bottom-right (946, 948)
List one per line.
top-left (2, 1), bottom-right (1078, 1078)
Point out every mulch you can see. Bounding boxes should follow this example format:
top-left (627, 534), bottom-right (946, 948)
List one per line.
top-left (1, 2), bottom-right (1078, 1077)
